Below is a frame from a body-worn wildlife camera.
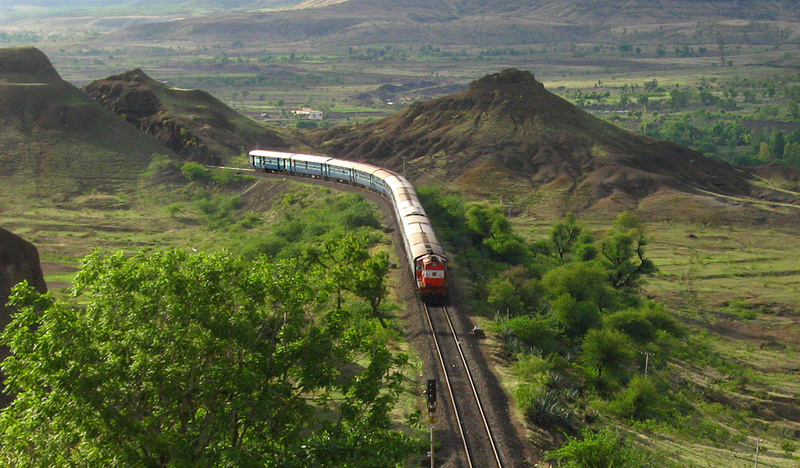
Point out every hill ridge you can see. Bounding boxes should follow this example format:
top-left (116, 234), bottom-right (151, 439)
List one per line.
top-left (84, 68), bottom-right (289, 165)
top-left (305, 68), bottom-right (800, 224)
top-left (0, 47), bottom-right (61, 83)
top-left (0, 47), bottom-right (174, 200)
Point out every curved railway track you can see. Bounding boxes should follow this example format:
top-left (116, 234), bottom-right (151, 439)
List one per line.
top-left (220, 165), bottom-right (526, 466)
top-left (423, 304), bottom-right (504, 467)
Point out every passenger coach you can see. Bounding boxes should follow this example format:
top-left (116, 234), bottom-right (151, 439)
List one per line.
top-left (249, 150), bottom-right (448, 302)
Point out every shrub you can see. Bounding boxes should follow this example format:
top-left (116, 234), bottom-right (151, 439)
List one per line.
top-left (580, 328), bottom-right (635, 384)
top-left (551, 294), bottom-right (602, 340)
top-left (181, 162), bottom-right (211, 181)
top-left (501, 314), bottom-right (561, 355)
top-left (605, 303), bottom-right (684, 343)
top-left (517, 384), bottom-right (574, 430)
top-left (547, 428), bottom-right (657, 467)
top-left (607, 376), bottom-right (675, 421)
top-left (604, 309), bottom-right (656, 343)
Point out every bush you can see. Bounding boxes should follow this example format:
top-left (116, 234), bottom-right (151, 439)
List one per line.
top-left (501, 314), bottom-right (561, 355)
top-left (517, 384), bottom-right (574, 431)
top-left (547, 428), bottom-right (657, 467)
top-left (339, 196), bottom-right (381, 229)
top-left (607, 376), bottom-right (674, 421)
top-left (580, 328), bottom-right (635, 385)
top-left (604, 309), bottom-right (656, 343)
top-left (181, 162), bottom-right (211, 181)
top-left (551, 294), bottom-right (602, 340)
top-left (605, 303), bottom-right (684, 343)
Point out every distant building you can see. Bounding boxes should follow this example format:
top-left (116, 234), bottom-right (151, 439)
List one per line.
top-left (293, 107), bottom-right (323, 120)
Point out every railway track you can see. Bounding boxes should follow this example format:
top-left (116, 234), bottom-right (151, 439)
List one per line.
top-left (423, 304), bottom-right (504, 468)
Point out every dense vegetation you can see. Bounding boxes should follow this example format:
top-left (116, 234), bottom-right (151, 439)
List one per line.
top-left (0, 162), bottom-right (421, 466)
top-left (1, 250), bottom-right (415, 467)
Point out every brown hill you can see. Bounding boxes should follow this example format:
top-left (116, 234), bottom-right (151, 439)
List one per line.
top-left (0, 47), bottom-right (173, 200)
top-left (83, 69), bottom-right (289, 165)
top-left (303, 68), bottom-right (800, 223)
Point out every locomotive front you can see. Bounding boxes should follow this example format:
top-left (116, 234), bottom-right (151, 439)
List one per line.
top-left (416, 253), bottom-right (448, 302)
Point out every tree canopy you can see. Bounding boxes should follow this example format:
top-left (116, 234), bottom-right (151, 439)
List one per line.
top-left (0, 249), bottom-right (415, 467)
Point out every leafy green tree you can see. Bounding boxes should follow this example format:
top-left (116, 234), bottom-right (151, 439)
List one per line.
top-left (0, 249), bottom-right (414, 467)
top-left (465, 203), bottom-right (528, 263)
top-left (542, 261), bottom-right (618, 314)
top-left (785, 141), bottom-right (800, 167)
top-left (500, 315), bottom-right (561, 355)
top-left (550, 212), bottom-right (583, 262)
top-left (598, 212), bottom-right (656, 292)
top-left (550, 293), bottom-right (602, 340)
top-left (487, 276), bottom-right (525, 315)
top-left (772, 131), bottom-right (786, 159)
top-left (303, 233), bottom-right (391, 326)
top-left (608, 376), bottom-right (676, 421)
top-left (604, 302), bottom-right (683, 344)
top-left (304, 232), bottom-right (375, 308)
top-left (350, 251), bottom-right (391, 328)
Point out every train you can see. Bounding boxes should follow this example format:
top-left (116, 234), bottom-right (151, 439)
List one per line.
top-left (249, 149), bottom-right (449, 303)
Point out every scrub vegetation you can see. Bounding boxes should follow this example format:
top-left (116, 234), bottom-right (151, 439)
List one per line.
top-left (419, 188), bottom-right (800, 467)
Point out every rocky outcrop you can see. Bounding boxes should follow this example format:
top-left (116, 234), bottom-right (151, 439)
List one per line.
top-left (0, 227), bottom-right (47, 408)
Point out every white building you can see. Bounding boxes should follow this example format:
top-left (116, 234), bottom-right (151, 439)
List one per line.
top-left (294, 107), bottom-right (323, 120)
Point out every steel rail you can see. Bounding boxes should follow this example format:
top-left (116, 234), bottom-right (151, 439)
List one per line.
top-left (423, 304), bottom-right (503, 467)
top-left (423, 303), bottom-right (473, 468)
top-left (440, 305), bottom-right (503, 467)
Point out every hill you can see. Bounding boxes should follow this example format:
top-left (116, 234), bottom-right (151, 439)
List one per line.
top-left (304, 68), bottom-right (800, 224)
top-left (83, 69), bottom-right (290, 165)
top-left (102, 0), bottom-right (800, 47)
top-left (0, 47), bottom-right (173, 201)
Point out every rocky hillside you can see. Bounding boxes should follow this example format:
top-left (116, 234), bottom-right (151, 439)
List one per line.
top-left (0, 227), bottom-right (46, 408)
top-left (0, 47), bottom-right (173, 199)
top-left (304, 69), bottom-right (800, 223)
top-left (84, 69), bottom-right (289, 165)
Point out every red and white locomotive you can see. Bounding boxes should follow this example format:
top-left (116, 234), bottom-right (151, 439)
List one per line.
top-left (249, 150), bottom-right (448, 302)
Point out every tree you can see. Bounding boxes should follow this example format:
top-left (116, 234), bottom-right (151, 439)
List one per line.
top-left (542, 261), bottom-right (618, 314)
top-left (465, 203), bottom-right (528, 263)
top-left (181, 161), bottom-right (210, 181)
top-left (580, 328), bottom-right (634, 380)
top-left (350, 251), bottom-right (391, 328)
top-left (303, 233), bottom-right (392, 327)
top-left (550, 212), bottom-right (582, 261)
top-left (166, 203), bottom-right (183, 218)
top-left (772, 131), bottom-right (786, 159)
top-left (487, 276), bottom-right (525, 315)
top-left (598, 212), bottom-right (657, 292)
top-left (0, 249), bottom-right (415, 466)
top-left (549, 213), bottom-right (595, 263)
